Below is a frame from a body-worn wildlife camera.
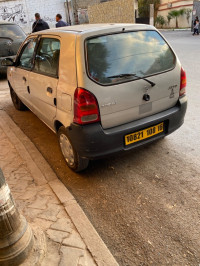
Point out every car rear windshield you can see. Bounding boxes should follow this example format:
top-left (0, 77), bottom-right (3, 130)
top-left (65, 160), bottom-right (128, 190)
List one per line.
top-left (0, 24), bottom-right (26, 41)
top-left (86, 30), bottom-right (176, 85)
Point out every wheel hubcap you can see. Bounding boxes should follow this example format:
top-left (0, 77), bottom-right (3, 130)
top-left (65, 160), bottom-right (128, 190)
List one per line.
top-left (59, 134), bottom-right (75, 166)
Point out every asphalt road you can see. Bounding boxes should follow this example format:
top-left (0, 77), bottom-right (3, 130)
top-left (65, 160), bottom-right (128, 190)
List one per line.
top-left (0, 30), bottom-right (200, 266)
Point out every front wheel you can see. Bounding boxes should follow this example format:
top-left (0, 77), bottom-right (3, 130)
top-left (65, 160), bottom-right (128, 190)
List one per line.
top-left (10, 87), bottom-right (27, 111)
top-left (58, 126), bottom-right (89, 172)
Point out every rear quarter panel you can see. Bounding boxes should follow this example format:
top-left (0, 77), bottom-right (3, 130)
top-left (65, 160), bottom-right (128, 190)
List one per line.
top-left (55, 33), bottom-right (77, 130)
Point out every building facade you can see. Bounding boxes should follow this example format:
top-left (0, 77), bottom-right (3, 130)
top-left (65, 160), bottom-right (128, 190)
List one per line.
top-left (71, 0), bottom-right (138, 25)
top-left (157, 0), bottom-right (193, 28)
top-left (1, 0), bottom-right (191, 32)
top-left (88, 0), bottom-right (135, 24)
top-left (0, 0), bottom-right (138, 32)
top-left (0, 0), bottom-right (67, 32)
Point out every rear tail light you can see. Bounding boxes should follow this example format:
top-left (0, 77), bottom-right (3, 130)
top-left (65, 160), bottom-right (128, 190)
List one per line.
top-left (180, 67), bottom-right (186, 96)
top-left (73, 88), bottom-right (100, 125)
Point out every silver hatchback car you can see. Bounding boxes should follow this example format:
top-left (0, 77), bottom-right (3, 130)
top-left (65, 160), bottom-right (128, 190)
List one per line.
top-left (2, 24), bottom-right (187, 171)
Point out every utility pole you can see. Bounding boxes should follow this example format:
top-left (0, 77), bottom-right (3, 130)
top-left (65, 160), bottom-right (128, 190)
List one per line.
top-left (150, 4), bottom-right (154, 26)
top-left (65, 0), bottom-right (72, 25)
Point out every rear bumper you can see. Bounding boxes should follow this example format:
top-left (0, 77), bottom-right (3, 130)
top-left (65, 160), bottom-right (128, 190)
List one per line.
top-left (66, 96), bottom-right (187, 160)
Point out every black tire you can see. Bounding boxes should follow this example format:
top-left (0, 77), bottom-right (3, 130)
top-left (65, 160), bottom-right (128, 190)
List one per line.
top-left (10, 87), bottom-right (27, 111)
top-left (58, 126), bottom-right (89, 172)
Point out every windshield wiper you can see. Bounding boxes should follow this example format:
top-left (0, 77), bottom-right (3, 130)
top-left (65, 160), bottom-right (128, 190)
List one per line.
top-left (107, 73), bottom-right (155, 87)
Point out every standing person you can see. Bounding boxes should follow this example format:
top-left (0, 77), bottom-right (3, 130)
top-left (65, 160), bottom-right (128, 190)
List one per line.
top-left (194, 16), bottom-right (199, 27)
top-left (193, 19), bottom-right (199, 35)
top-left (55, 14), bottom-right (69, 28)
top-left (32, 13), bottom-right (50, 33)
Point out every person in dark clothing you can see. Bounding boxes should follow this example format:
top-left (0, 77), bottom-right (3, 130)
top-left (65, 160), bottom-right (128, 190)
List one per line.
top-left (193, 16), bottom-right (199, 36)
top-left (194, 16), bottom-right (199, 26)
top-left (193, 19), bottom-right (199, 35)
top-left (55, 14), bottom-right (69, 28)
top-left (32, 13), bottom-right (50, 33)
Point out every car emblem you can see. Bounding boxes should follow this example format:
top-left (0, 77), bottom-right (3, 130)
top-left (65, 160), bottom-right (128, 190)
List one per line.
top-left (6, 41), bottom-right (12, 46)
top-left (143, 86), bottom-right (150, 101)
top-left (143, 93), bottom-right (150, 101)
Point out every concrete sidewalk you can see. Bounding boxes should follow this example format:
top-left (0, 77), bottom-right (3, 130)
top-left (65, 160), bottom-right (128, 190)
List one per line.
top-left (0, 109), bottom-right (118, 266)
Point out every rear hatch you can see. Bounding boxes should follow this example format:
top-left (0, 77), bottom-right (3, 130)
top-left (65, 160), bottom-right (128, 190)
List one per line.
top-left (0, 24), bottom-right (25, 57)
top-left (85, 30), bottom-right (180, 129)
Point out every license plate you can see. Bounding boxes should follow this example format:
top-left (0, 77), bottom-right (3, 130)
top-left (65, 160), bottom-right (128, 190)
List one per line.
top-left (125, 122), bottom-right (164, 146)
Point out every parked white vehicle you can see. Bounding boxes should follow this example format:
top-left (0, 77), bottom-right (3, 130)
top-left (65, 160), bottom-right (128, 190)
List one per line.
top-left (2, 24), bottom-right (187, 171)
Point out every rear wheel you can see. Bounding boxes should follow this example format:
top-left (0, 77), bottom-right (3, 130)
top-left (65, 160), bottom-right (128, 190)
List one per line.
top-left (58, 126), bottom-right (89, 172)
top-left (10, 87), bottom-right (27, 111)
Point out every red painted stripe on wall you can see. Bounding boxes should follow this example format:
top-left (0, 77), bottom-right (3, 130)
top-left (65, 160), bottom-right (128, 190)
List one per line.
top-left (159, 4), bottom-right (193, 11)
top-left (159, 0), bottom-right (192, 7)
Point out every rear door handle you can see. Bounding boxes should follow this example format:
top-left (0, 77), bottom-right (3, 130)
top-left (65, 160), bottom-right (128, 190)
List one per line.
top-left (22, 77), bottom-right (26, 82)
top-left (47, 87), bottom-right (53, 94)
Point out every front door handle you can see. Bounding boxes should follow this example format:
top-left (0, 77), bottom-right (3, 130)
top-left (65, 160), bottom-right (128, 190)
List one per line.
top-left (47, 87), bottom-right (53, 94)
top-left (22, 76), bottom-right (26, 82)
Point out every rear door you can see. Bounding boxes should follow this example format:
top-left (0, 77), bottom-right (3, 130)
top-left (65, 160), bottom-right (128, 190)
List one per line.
top-left (28, 36), bottom-right (60, 129)
top-left (85, 30), bottom-right (180, 129)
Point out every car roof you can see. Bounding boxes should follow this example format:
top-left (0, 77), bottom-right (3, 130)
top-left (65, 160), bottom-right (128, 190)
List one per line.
top-left (0, 20), bottom-right (18, 25)
top-left (31, 23), bottom-right (155, 36)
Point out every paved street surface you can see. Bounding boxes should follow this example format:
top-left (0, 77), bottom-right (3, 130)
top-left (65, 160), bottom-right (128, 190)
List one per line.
top-left (0, 110), bottom-right (117, 266)
top-left (0, 30), bottom-right (200, 265)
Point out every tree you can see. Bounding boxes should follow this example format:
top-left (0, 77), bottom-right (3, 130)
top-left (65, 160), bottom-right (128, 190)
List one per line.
top-left (168, 9), bottom-right (185, 28)
top-left (167, 14), bottom-right (172, 26)
top-left (138, 0), bottom-right (161, 20)
top-left (185, 8), bottom-right (192, 25)
top-left (155, 15), bottom-right (166, 28)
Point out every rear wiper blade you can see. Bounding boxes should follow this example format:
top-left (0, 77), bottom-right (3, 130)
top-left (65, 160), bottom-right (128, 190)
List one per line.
top-left (107, 73), bottom-right (155, 87)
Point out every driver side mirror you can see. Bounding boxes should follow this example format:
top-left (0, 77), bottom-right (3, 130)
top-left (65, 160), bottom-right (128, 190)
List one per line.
top-left (1, 58), bottom-right (15, 67)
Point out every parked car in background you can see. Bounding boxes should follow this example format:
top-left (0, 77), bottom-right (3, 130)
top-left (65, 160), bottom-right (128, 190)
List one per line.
top-left (0, 21), bottom-right (26, 74)
top-left (2, 24), bottom-right (187, 171)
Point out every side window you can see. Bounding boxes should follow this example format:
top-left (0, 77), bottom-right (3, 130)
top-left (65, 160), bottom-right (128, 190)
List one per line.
top-left (18, 39), bottom-right (37, 69)
top-left (34, 38), bottom-right (60, 77)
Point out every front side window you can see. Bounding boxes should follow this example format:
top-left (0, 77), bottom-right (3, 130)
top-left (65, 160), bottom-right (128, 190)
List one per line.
top-left (86, 31), bottom-right (176, 85)
top-left (18, 39), bottom-right (37, 69)
top-left (34, 38), bottom-right (60, 77)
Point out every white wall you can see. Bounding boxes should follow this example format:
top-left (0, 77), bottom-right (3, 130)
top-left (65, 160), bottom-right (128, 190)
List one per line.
top-left (157, 0), bottom-right (193, 28)
top-left (0, 0), bottom-right (67, 33)
top-left (158, 8), bottom-right (192, 28)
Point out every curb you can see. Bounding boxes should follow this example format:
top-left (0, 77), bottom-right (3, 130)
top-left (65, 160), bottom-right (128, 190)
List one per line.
top-left (0, 110), bottom-right (118, 266)
top-left (159, 28), bottom-right (191, 32)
